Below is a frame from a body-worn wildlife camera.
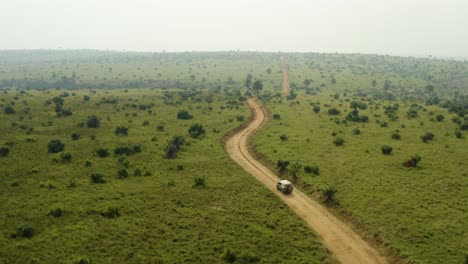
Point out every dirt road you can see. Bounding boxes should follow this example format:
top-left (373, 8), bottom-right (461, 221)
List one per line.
top-left (225, 98), bottom-right (388, 264)
top-left (280, 56), bottom-right (290, 96)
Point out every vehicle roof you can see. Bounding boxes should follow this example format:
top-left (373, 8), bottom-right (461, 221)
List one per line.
top-left (278, 179), bottom-right (292, 185)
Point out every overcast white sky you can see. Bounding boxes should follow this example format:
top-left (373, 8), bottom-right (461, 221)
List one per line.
top-left (1, 0), bottom-right (468, 57)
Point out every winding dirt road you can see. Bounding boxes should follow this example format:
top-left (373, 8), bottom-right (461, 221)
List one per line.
top-left (280, 56), bottom-right (290, 96)
top-left (225, 57), bottom-right (388, 263)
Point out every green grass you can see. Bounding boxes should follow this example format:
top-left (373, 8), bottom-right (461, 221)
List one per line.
top-left (253, 92), bottom-right (467, 264)
top-left (0, 88), bottom-right (331, 263)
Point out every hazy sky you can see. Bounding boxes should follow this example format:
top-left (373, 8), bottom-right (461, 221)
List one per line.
top-left (2, 0), bottom-right (468, 57)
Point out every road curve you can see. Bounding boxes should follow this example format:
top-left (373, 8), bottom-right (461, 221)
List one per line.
top-left (225, 98), bottom-right (388, 264)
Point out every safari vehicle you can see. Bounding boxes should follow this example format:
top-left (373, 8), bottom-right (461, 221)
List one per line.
top-left (276, 179), bottom-right (293, 194)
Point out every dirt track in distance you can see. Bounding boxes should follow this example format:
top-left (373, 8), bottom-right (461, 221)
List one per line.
top-left (225, 57), bottom-right (388, 264)
top-left (281, 56), bottom-right (290, 96)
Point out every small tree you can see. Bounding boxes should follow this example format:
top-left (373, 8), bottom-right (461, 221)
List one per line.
top-left (323, 186), bottom-right (337, 203)
top-left (333, 137), bottom-right (344, 146)
top-left (71, 133), bottom-right (80, 140)
top-left (177, 110), bottom-right (193, 120)
top-left (403, 155), bottom-right (422, 167)
top-left (313, 106), bottom-right (320, 113)
top-left (328, 108), bottom-right (341, 115)
top-left (381, 145), bottom-right (393, 155)
top-left (420, 132), bottom-right (435, 142)
top-left (0, 147), bottom-right (9, 157)
top-left (115, 126), bottom-right (128, 136)
top-left (188, 123), bottom-right (206, 138)
top-left (90, 173), bottom-right (106, 183)
top-left (392, 132), bottom-right (401, 140)
top-left (4, 106), bottom-right (15, 114)
top-left (304, 165), bottom-right (320, 175)
top-left (276, 160), bottom-right (290, 172)
top-left (87, 115), bottom-right (100, 128)
top-left (435, 114), bottom-right (444, 122)
top-left (279, 134), bottom-right (288, 141)
top-left (193, 177), bottom-right (206, 188)
top-left (48, 140), bottom-right (65, 153)
top-left (252, 80), bottom-right (264, 96)
top-left (289, 162), bottom-right (302, 182)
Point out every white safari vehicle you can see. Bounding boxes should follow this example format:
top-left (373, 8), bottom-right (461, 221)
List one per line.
top-left (276, 179), bottom-right (293, 194)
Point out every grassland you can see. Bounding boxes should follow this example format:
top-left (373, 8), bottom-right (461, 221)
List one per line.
top-left (0, 50), bottom-right (467, 263)
top-left (0, 88), bottom-right (331, 263)
top-left (253, 91), bottom-right (467, 263)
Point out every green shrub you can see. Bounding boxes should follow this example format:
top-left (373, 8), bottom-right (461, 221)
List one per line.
top-left (114, 126), bottom-right (128, 136)
top-left (177, 110), bottom-right (193, 120)
top-left (403, 155), bottom-right (422, 167)
top-left (322, 186), bottom-right (337, 203)
top-left (352, 128), bottom-right (361, 135)
top-left (392, 132), bottom-right (401, 140)
top-left (90, 173), bottom-right (105, 184)
top-left (71, 133), bottom-right (80, 140)
top-left (222, 248), bottom-right (237, 263)
top-left (0, 147), bottom-right (9, 157)
top-left (101, 207), bottom-right (120, 218)
top-left (71, 256), bottom-right (92, 264)
top-left (49, 207), bottom-right (64, 217)
top-left (276, 160), bottom-right (290, 172)
top-left (4, 105), bottom-right (16, 114)
top-left (273, 113), bottom-right (281, 119)
top-left (61, 152), bottom-right (72, 162)
top-left (304, 165), bottom-right (320, 175)
top-left (118, 169), bottom-right (129, 179)
top-left (420, 132), bottom-right (435, 142)
top-left (333, 137), bottom-right (344, 146)
top-left (48, 139), bottom-right (65, 153)
top-left (193, 177), bottom-right (206, 188)
top-left (86, 115), bottom-right (100, 128)
top-left (328, 108), bottom-right (341, 115)
top-left (455, 131), bottom-right (463, 139)
top-left (12, 223), bottom-right (35, 238)
top-left (313, 106), bottom-right (320, 113)
top-left (188, 123), bottom-right (206, 138)
top-left (435, 114), bottom-right (444, 122)
top-left (96, 148), bottom-right (109, 157)
top-left (279, 134), bottom-right (288, 141)
top-left (381, 145), bottom-right (393, 155)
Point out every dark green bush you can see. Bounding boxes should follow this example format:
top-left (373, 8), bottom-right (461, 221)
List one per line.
top-left (392, 132), bottom-right (401, 140)
top-left (222, 248), bottom-right (237, 263)
top-left (0, 147), bottom-right (9, 157)
top-left (421, 132), bottom-right (435, 142)
top-left (96, 148), bottom-right (109, 157)
top-left (273, 113), bottom-right (281, 119)
top-left (71, 133), bottom-right (80, 140)
top-left (177, 110), bottom-right (193, 120)
top-left (435, 114), bottom-right (444, 122)
top-left (279, 134), bottom-right (288, 141)
top-left (118, 169), bottom-right (129, 179)
top-left (193, 177), bottom-right (206, 188)
top-left (352, 128), bottom-right (361, 135)
top-left (333, 137), bottom-right (344, 146)
top-left (47, 139), bottom-right (65, 153)
top-left (188, 123), bottom-right (206, 138)
top-left (101, 207), bottom-right (120, 218)
top-left (90, 173), bottom-right (105, 184)
top-left (313, 106), bottom-right (320, 113)
top-left (381, 145), bottom-right (393, 155)
top-left (328, 108), bottom-right (341, 115)
top-left (304, 165), bottom-right (319, 175)
top-left (86, 115), bottom-right (100, 128)
top-left (277, 160), bottom-right (290, 171)
top-left (114, 126), bottom-right (128, 136)
top-left (61, 152), bottom-right (72, 162)
top-left (12, 223), bottom-right (35, 238)
top-left (403, 155), bottom-right (422, 167)
top-left (49, 207), bottom-right (63, 217)
top-left (4, 105), bottom-right (16, 114)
